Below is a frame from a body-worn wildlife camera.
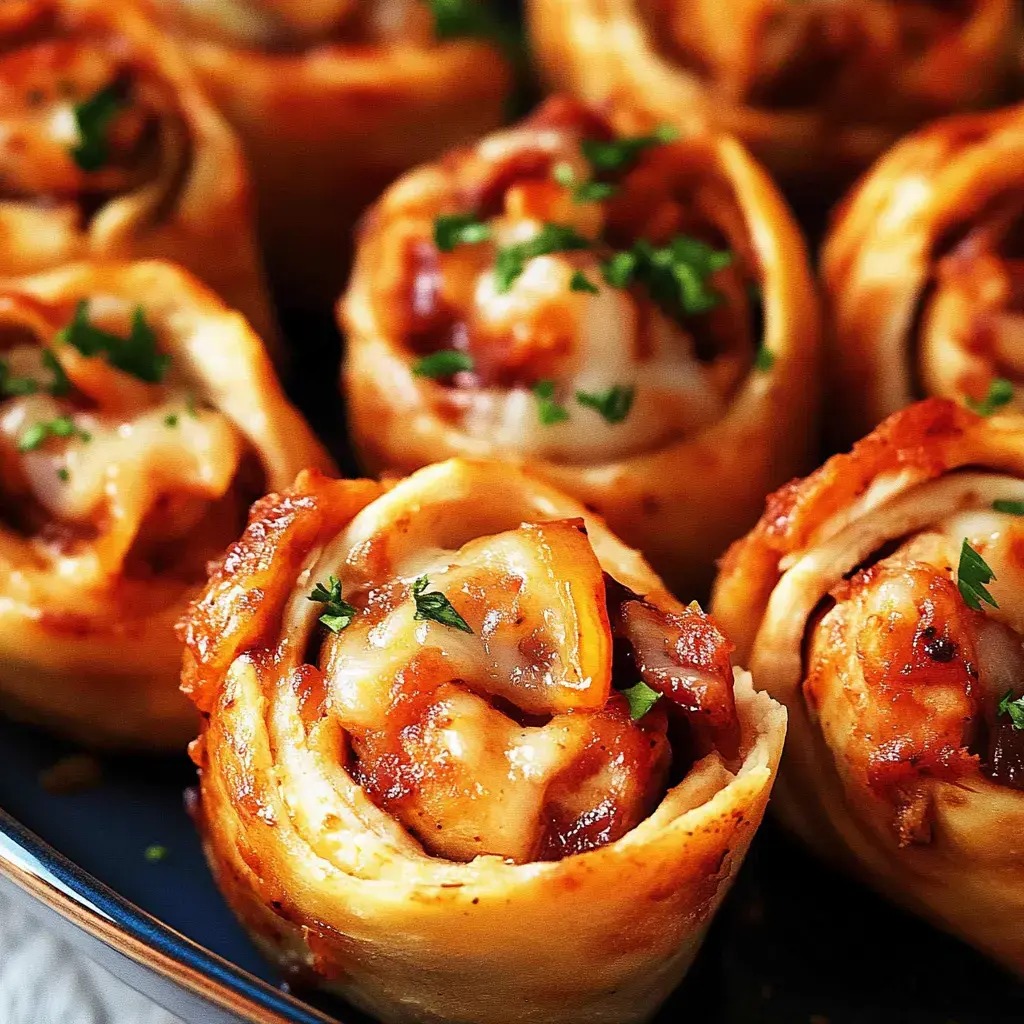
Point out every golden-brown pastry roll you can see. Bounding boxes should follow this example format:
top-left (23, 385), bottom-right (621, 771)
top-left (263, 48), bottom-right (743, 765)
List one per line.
top-left (712, 398), bottom-right (1024, 973)
top-left (147, 0), bottom-right (515, 311)
top-left (824, 103), bottom-right (1024, 445)
top-left (528, 0), bottom-right (1020, 185)
top-left (182, 457), bottom-right (787, 1024)
top-left (0, 0), bottom-right (276, 345)
top-left (0, 260), bottom-right (330, 748)
top-left (342, 97), bottom-right (820, 597)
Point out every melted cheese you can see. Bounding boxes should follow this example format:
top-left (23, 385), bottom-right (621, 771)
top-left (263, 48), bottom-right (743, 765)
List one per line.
top-left (312, 517), bottom-right (665, 863)
top-left (421, 127), bottom-right (733, 464)
top-left (0, 321), bottom-right (245, 586)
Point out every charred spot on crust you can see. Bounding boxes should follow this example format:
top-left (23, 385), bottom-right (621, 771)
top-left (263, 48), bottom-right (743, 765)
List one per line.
top-left (921, 627), bottom-right (957, 663)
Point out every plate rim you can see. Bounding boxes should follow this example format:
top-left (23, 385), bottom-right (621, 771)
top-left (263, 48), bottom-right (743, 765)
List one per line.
top-left (0, 805), bottom-right (336, 1024)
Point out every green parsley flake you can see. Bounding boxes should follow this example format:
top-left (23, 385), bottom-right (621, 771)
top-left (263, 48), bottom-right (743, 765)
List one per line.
top-left (308, 576), bottom-right (358, 633)
top-left (413, 350), bottom-right (474, 379)
top-left (576, 385), bottom-right (635, 425)
top-left (966, 378), bottom-right (1014, 417)
top-left (164, 413), bottom-right (179, 428)
top-left (56, 467), bottom-right (70, 483)
top-left (569, 270), bottom-right (599, 294)
top-left (601, 250), bottom-right (637, 289)
top-left (580, 125), bottom-right (679, 175)
top-left (998, 689), bottom-right (1024, 730)
top-left (993, 499), bottom-right (1024, 516)
top-left (58, 301), bottom-right (169, 384)
top-left (755, 346), bottom-right (775, 372)
top-left (17, 415), bottom-right (89, 453)
top-left (411, 575), bottom-right (473, 633)
top-left (552, 163), bottom-right (618, 205)
top-left (434, 213), bottom-right (492, 252)
top-left (425, 0), bottom-right (505, 41)
top-left (70, 84), bottom-right (123, 173)
top-left (17, 423), bottom-right (46, 453)
top-left (494, 224), bottom-right (592, 293)
top-left (957, 539), bottom-right (998, 611)
top-left (609, 236), bottom-right (733, 318)
top-left (144, 844), bottom-right (168, 863)
top-left (620, 680), bottom-right (662, 721)
top-left (533, 379), bottom-right (569, 425)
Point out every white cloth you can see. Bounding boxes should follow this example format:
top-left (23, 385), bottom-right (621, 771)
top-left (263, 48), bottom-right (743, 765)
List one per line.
top-left (0, 891), bottom-right (180, 1024)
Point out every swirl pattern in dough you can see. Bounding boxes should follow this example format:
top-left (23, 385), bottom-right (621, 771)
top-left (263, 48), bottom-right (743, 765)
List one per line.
top-left (183, 457), bottom-right (786, 1024)
top-left (342, 96), bottom-right (819, 596)
top-left (0, 259), bottom-right (330, 747)
top-left (528, 0), bottom-right (1020, 185)
top-left (713, 398), bottom-right (1024, 973)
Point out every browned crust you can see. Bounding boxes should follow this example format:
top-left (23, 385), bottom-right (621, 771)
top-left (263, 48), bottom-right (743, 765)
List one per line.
top-left (822, 102), bottom-right (1024, 444)
top-left (713, 398), bottom-right (1023, 658)
top-left (145, 0), bottom-right (514, 310)
top-left (181, 470), bottom-right (382, 711)
top-left (0, 259), bottom-right (330, 747)
top-left (181, 457), bottom-right (787, 1024)
top-left (341, 95), bottom-right (820, 597)
top-left (527, 0), bottom-right (1020, 185)
top-left (710, 398), bottom-right (1024, 973)
top-left (0, 0), bottom-right (277, 348)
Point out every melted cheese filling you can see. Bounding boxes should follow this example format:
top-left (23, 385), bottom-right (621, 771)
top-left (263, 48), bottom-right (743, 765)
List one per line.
top-left (422, 127), bottom-right (735, 465)
top-left (0, 307), bottom-right (246, 586)
top-left (312, 518), bottom-right (668, 863)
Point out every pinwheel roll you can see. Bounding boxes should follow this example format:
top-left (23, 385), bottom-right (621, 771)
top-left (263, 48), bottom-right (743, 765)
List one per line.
top-left (0, 260), bottom-right (330, 748)
top-left (148, 0), bottom-right (514, 311)
top-left (182, 458), bottom-right (786, 1024)
top-left (342, 97), bottom-right (819, 596)
top-left (712, 398), bottom-right (1024, 972)
top-left (0, 0), bottom-right (276, 345)
top-left (823, 104), bottom-right (1024, 446)
top-left (527, 0), bottom-right (1020, 185)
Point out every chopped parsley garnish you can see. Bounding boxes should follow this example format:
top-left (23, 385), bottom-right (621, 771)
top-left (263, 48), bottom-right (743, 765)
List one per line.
top-left (998, 689), bottom-right (1024, 730)
top-left (308, 576), bottom-right (357, 633)
top-left (576, 385), bottom-right (635, 424)
top-left (42, 350), bottom-right (71, 396)
top-left (533, 379), bottom-right (569, 425)
top-left (993, 499), bottom-right (1024, 516)
top-left (957, 539), bottom-right (998, 611)
top-left (552, 162), bottom-right (618, 205)
top-left (601, 251), bottom-right (637, 289)
top-left (580, 125), bottom-right (679, 175)
top-left (413, 350), bottom-right (474, 379)
top-left (494, 224), bottom-right (592, 293)
top-left (17, 415), bottom-right (90, 452)
top-left (70, 84), bottom-right (123, 172)
top-left (164, 413), bottom-right (179, 427)
top-left (755, 345), bottom-right (775, 372)
top-left (966, 378), bottom-right (1014, 417)
top-left (434, 213), bottom-right (492, 252)
top-left (569, 270), bottom-right (599, 294)
top-left (56, 467), bottom-right (70, 482)
top-left (425, 0), bottom-right (506, 41)
top-left (620, 680), bottom-right (662, 721)
top-left (411, 575), bottom-right (473, 633)
top-left (185, 393), bottom-right (199, 418)
top-left (17, 422), bottom-right (46, 453)
top-left (58, 301), bottom-right (169, 384)
top-left (602, 236), bottom-right (733, 317)
top-left (144, 844), bottom-right (168, 863)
